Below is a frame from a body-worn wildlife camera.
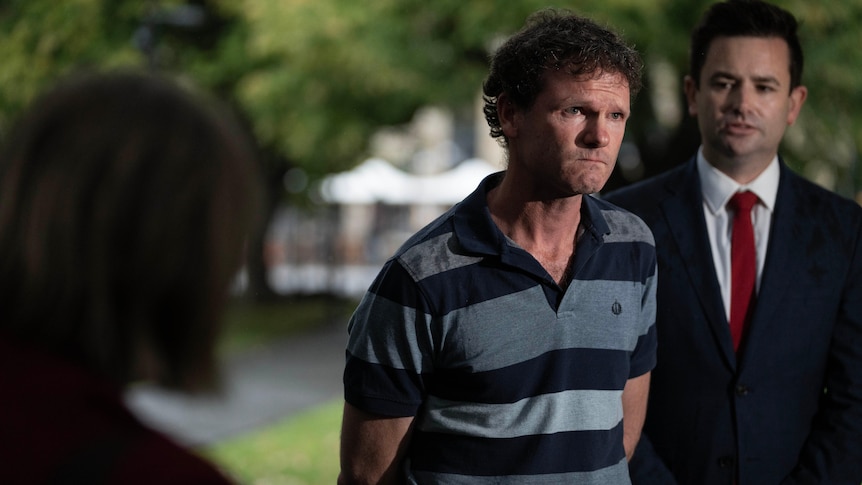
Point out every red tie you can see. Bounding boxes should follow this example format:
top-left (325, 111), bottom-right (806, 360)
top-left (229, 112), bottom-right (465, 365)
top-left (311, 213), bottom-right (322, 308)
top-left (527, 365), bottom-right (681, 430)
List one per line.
top-left (729, 191), bottom-right (759, 352)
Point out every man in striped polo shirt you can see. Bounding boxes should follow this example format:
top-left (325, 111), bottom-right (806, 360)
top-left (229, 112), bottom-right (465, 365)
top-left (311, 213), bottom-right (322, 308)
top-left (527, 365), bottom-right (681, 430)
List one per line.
top-left (339, 9), bottom-right (656, 484)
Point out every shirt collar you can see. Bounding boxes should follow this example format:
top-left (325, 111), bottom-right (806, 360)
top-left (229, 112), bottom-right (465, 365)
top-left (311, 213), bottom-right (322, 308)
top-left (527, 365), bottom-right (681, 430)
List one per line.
top-left (452, 172), bottom-right (509, 256)
top-left (696, 146), bottom-right (779, 214)
top-left (453, 171), bottom-right (608, 256)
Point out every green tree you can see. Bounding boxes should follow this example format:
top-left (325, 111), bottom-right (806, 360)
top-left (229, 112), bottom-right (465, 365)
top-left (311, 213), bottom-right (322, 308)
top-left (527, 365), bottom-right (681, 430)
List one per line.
top-left (1, 0), bottom-right (860, 297)
top-left (195, 0), bottom-right (861, 196)
top-left (3, 1), bottom-right (860, 187)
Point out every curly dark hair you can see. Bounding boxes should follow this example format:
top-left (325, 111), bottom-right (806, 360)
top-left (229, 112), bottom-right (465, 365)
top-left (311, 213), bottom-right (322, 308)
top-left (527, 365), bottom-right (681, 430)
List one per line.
top-left (689, 0), bottom-right (804, 91)
top-left (482, 9), bottom-right (643, 145)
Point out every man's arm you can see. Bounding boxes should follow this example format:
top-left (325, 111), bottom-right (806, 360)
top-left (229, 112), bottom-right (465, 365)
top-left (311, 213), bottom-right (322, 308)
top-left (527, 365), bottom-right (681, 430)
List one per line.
top-left (782, 221), bottom-right (862, 484)
top-left (338, 402), bottom-right (414, 485)
top-left (623, 372), bottom-right (681, 484)
top-left (622, 372), bottom-right (650, 461)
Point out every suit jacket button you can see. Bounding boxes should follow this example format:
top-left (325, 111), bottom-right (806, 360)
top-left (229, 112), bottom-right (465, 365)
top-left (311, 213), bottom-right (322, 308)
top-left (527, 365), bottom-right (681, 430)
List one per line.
top-left (736, 384), bottom-right (750, 396)
top-left (718, 456), bottom-right (735, 468)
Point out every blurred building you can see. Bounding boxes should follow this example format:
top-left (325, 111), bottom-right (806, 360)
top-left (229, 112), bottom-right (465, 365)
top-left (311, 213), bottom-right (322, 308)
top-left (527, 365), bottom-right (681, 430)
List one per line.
top-left (263, 104), bottom-right (503, 297)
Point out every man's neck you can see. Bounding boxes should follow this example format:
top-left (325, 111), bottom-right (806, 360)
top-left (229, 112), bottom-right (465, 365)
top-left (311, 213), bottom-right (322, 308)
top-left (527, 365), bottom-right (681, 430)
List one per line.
top-left (702, 147), bottom-right (777, 185)
top-left (487, 176), bottom-right (584, 286)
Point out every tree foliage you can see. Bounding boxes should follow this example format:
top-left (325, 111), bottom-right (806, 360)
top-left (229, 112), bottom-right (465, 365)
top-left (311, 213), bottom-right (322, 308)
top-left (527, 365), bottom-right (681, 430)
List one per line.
top-left (2, 0), bottom-right (860, 300)
top-left (1, 0), bottom-right (860, 191)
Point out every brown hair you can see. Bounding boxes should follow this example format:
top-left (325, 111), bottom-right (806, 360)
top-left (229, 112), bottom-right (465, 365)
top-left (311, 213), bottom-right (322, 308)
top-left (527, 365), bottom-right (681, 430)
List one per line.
top-left (0, 71), bottom-right (261, 390)
top-left (689, 0), bottom-right (804, 91)
top-left (483, 9), bottom-right (643, 145)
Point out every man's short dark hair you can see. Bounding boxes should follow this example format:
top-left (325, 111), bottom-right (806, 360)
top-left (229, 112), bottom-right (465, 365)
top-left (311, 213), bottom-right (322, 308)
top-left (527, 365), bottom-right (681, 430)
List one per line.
top-left (482, 9), bottom-right (643, 145)
top-left (689, 0), bottom-right (804, 90)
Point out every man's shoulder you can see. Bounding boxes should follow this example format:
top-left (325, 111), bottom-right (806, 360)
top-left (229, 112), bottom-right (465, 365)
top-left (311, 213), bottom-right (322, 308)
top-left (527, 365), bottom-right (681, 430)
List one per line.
top-left (394, 208), bottom-right (458, 256)
top-left (786, 168), bottom-right (861, 210)
top-left (602, 162), bottom-right (693, 226)
top-left (590, 196), bottom-right (655, 247)
top-left (605, 163), bottom-right (688, 204)
top-left (390, 203), bottom-right (487, 283)
top-left (392, 179), bottom-right (493, 260)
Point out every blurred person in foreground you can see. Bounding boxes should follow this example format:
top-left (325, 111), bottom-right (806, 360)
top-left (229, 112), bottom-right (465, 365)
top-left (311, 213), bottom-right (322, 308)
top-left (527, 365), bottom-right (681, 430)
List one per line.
top-left (0, 71), bottom-right (260, 484)
top-left (339, 9), bottom-right (656, 484)
top-left (604, 1), bottom-right (862, 483)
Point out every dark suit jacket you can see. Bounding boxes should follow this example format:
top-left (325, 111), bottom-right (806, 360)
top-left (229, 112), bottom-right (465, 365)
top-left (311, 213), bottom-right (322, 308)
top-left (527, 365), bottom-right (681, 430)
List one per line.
top-left (604, 157), bottom-right (862, 485)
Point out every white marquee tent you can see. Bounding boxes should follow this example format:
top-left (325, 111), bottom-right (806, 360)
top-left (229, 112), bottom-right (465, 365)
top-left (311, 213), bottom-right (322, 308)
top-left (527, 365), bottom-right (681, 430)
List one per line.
top-left (318, 157), bottom-right (500, 205)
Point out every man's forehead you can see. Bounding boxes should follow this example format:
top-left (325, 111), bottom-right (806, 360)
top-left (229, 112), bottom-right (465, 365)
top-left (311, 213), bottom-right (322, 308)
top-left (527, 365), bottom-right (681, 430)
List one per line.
top-left (542, 67), bottom-right (630, 87)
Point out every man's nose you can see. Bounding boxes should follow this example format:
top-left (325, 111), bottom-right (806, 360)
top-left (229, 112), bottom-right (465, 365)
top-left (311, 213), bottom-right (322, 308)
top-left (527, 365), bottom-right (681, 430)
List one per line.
top-left (581, 118), bottom-right (610, 148)
top-left (726, 84), bottom-right (754, 114)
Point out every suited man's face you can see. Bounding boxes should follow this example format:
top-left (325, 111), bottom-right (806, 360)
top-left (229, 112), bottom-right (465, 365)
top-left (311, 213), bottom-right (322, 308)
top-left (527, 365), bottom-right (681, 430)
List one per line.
top-left (684, 36), bottom-right (807, 183)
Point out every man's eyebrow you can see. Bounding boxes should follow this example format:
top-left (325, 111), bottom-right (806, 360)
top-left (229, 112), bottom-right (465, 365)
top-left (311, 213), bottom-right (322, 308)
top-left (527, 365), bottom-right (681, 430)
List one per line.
top-left (709, 70), bottom-right (739, 80)
top-left (709, 71), bottom-right (781, 85)
top-left (751, 75), bottom-right (781, 85)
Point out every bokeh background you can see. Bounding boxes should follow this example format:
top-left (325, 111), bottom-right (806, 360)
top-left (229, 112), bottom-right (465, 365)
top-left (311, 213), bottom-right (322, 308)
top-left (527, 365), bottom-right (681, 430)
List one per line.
top-left (2, 1), bottom-right (860, 483)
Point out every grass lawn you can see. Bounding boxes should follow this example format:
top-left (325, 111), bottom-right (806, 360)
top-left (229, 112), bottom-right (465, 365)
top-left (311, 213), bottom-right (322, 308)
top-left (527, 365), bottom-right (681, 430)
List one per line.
top-left (203, 398), bottom-right (343, 485)
top-left (200, 295), bottom-right (353, 484)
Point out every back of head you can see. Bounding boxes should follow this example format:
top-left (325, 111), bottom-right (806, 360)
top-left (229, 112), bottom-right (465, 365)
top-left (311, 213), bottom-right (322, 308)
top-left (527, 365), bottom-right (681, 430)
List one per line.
top-left (689, 0), bottom-right (804, 89)
top-left (0, 71), bottom-right (260, 390)
top-left (482, 9), bottom-right (643, 146)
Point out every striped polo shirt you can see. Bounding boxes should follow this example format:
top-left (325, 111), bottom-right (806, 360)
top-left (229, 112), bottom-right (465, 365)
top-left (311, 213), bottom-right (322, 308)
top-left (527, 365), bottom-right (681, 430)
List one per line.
top-left (344, 172), bottom-right (657, 484)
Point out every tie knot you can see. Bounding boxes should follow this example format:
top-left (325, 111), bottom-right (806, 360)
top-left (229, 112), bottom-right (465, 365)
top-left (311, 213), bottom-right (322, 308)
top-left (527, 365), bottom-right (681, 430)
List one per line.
top-left (729, 191), bottom-right (759, 214)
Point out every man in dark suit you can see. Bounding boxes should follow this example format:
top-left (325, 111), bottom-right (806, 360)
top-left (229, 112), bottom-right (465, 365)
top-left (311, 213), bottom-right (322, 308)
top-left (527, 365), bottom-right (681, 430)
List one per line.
top-left (604, 1), bottom-right (862, 484)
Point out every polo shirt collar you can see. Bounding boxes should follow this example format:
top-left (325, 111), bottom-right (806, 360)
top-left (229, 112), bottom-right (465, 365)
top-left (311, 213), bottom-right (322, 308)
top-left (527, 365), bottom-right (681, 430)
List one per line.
top-left (452, 171), bottom-right (610, 256)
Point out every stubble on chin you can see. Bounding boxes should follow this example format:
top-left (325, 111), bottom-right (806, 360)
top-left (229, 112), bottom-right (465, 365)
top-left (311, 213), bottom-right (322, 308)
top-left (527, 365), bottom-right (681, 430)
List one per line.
top-left (570, 166), bottom-right (612, 195)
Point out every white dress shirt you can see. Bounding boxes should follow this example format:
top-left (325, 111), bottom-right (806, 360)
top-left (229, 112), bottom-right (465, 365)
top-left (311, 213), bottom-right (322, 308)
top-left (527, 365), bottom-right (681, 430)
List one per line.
top-left (697, 148), bottom-right (779, 321)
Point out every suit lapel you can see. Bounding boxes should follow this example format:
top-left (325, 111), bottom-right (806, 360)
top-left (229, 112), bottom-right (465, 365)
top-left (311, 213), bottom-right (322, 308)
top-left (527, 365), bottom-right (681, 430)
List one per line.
top-left (660, 159), bottom-right (738, 369)
top-left (737, 163), bottom-right (804, 365)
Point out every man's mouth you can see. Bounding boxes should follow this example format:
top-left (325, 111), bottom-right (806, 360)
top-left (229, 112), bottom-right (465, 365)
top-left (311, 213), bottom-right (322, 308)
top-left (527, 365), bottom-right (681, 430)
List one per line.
top-left (722, 120), bottom-right (757, 135)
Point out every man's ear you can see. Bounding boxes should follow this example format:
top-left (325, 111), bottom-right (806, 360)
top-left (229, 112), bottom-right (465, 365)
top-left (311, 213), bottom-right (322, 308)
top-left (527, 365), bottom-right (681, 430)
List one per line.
top-left (683, 75), bottom-right (699, 117)
top-left (497, 92), bottom-right (520, 139)
top-left (786, 85), bottom-right (808, 126)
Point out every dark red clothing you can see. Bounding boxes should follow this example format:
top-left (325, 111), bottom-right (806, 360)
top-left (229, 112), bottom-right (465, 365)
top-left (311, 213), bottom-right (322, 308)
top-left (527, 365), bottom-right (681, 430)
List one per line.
top-left (0, 337), bottom-right (233, 484)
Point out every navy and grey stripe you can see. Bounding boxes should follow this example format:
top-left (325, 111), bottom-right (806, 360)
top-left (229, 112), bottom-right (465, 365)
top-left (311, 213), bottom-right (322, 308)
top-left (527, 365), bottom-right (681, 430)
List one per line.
top-left (344, 175), bottom-right (656, 483)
